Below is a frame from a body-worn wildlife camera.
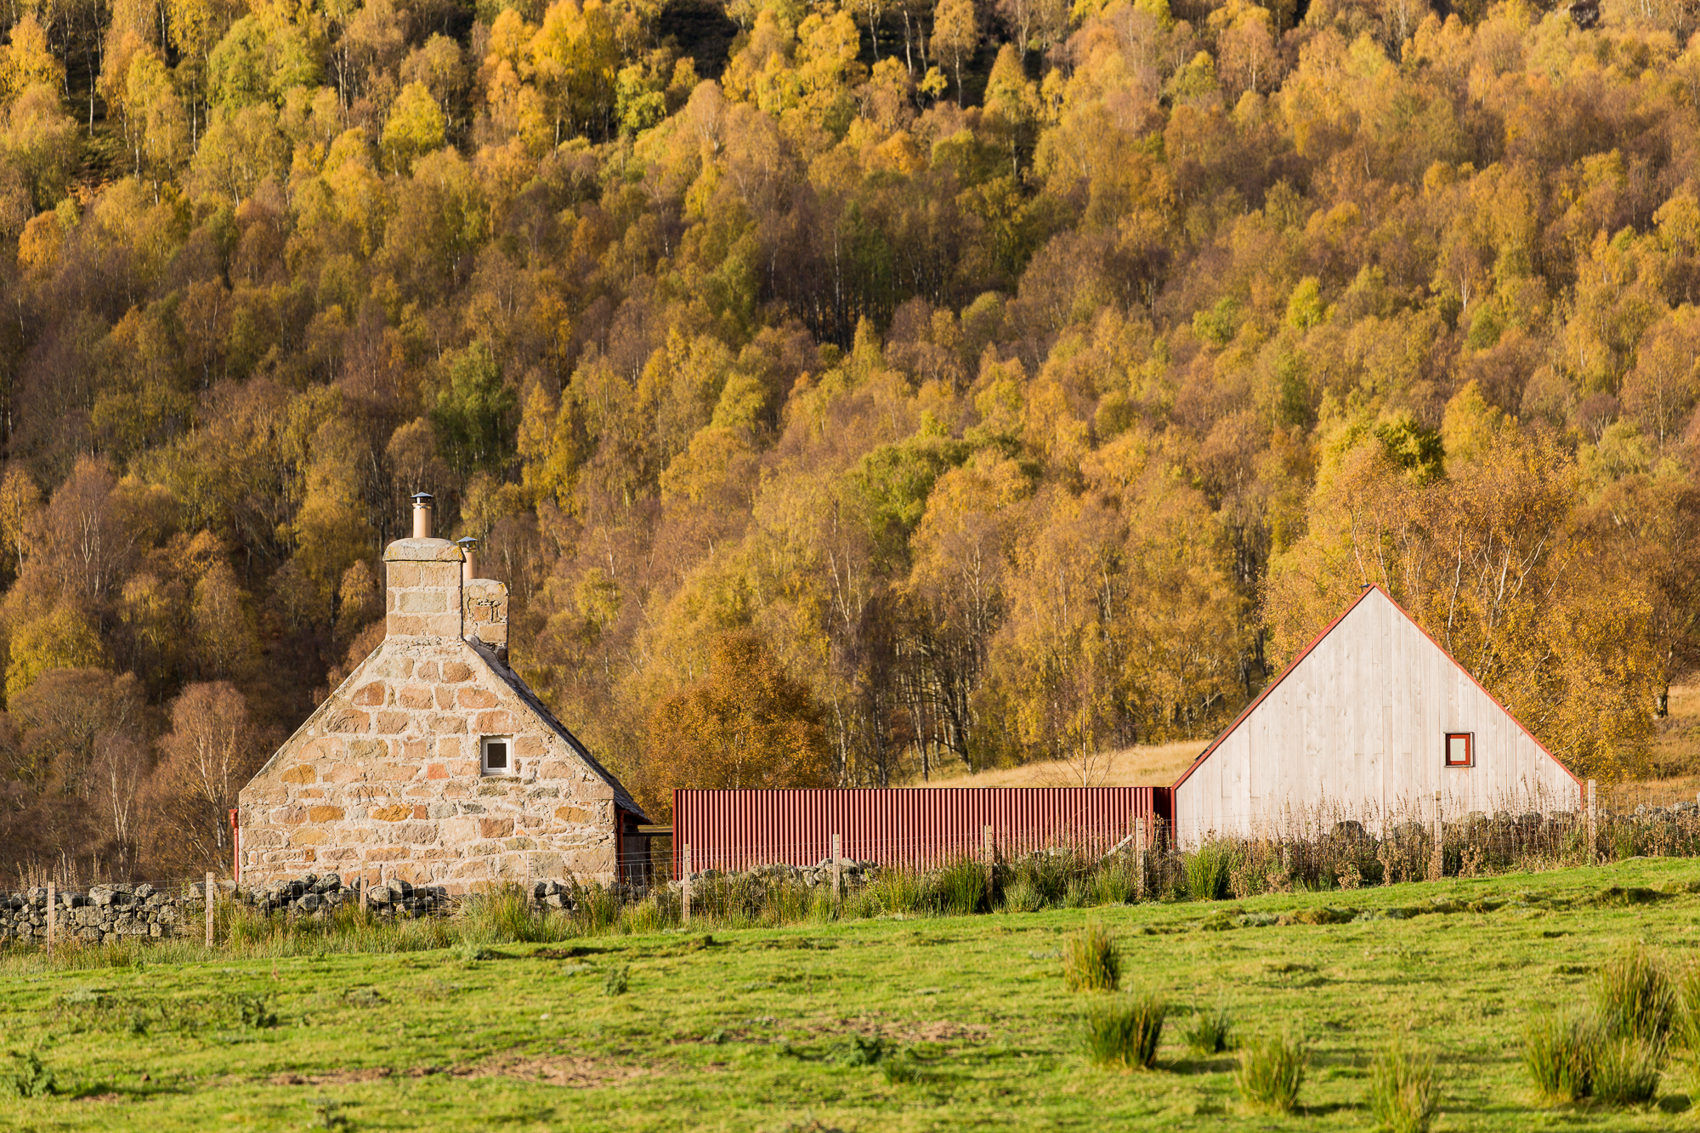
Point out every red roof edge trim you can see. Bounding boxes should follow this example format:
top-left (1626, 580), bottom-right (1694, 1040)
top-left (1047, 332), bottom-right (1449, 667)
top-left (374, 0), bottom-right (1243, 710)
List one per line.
top-left (1169, 583), bottom-right (1384, 794)
top-left (1169, 583), bottom-right (1582, 796)
top-left (1375, 587), bottom-right (1584, 793)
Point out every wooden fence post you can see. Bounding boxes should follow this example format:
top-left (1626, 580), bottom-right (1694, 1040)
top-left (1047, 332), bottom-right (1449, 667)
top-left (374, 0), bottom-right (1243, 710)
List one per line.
top-left (359, 868), bottom-right (369, 915)
top-left (831, 833), bottom-right (843, 903)
top-left (1587, 779), bottom-right (1599, 862)
top-left (1134, 815), bottom-right (1147, 901)
top-left (1430, 792), bottom-right (1444, 881)
top-left (681, 844), bottom-right (692, 925)
top-left (45, 880), bottom-right (54, 958)
top-left (205, 871), bottom-right (215, 949)
top-left (983, 825), bottom-right (994, 886)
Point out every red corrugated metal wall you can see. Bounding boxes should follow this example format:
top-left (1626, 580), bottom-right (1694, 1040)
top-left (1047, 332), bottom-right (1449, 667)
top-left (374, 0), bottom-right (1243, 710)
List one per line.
top-left (671, 788), bottom-right (1174, 875)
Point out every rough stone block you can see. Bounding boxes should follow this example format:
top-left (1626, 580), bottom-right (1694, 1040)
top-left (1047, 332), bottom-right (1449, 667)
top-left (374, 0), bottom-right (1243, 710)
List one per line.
top-left (387, 614), bottom-right (424, 636)
top-left (282, 765), bottom-right (316, 785)
top-left (292, 827), bottom-right (328, 846)
top-left (398, 589), bottom-right (449, 613)
top-left (374, 712), bottom-right (411, 734)
top-left (371, 805), bottom-right (411, 822)
top-left (479, 817), bottom-right (515, 839)
top-left (458, 687), bottom-right (498, 710)
top-left (426, 764), bottom-right (448, 780)
top-left (371, 655), bottom-right (414, 679)
top-left (324, 710), bottom-right (370, 734)
top-left (399, 684), bottom-right (433, 709)
top-left (392, 822), bottom-right (439, 844)
top-left (441, 662), bottom-right (472, 683)
top-left (308, 806), bottom-right (345, 822)
top-left (476, 710), bottom-right (513, 733)
top-left (352, 682), bottom-right (387, 706)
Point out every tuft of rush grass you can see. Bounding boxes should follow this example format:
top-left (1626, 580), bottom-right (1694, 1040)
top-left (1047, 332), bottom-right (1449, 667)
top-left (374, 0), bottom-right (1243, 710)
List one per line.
top-left (1592, 1036), bottom-right (1661, 1107)
top-left (1369, 1033), bottom-right (1438, 1133)
top-left (1235, 1032), bottom-right (1306, 1114)
top-left (869, 867), bottom-right (925, 915)
top-left (1186, 1005), bottom-right (1234, 1055)
top-left (1523, 1010), bottom-right (1601, 1104)
top-left (1001, 878), bottom-right (1043, 913)
top-left (1676, 964), bottom-right (1700, 1052)
top-left (1186, 840), bottom-right (1236, 901)
top-left (461, 884), bottom-right (576, 945)
top-left (1083, 994), bottom-right (1167, 1070)
top-left (1592, 942), bottom-right (1675, 1042)
top-left (931, 858), bottom-right (988, 916)
top-left (1092, 857), bottom-right (1137, 906)
top-left (1062, 921), bottom-right (1120, 992)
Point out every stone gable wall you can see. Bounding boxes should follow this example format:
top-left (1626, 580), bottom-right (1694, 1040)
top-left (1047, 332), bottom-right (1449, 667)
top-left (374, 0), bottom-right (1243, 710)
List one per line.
top-left (238, 636), bottom-right (620, 893)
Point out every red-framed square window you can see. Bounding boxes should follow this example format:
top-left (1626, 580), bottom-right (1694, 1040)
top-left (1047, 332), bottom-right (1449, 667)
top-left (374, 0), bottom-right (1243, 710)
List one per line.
top-left (1445, 732), bottom-right (1473, 768)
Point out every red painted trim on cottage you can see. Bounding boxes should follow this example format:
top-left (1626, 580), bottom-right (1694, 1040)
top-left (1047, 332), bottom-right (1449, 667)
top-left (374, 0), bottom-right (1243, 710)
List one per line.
top-left (1169, 583), bottom-right (1581, 794)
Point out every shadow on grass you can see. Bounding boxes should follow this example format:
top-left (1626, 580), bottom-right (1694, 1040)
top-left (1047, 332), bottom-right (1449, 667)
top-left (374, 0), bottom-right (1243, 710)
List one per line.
top-left (1166, 1056), bottom-right (1237, 1075)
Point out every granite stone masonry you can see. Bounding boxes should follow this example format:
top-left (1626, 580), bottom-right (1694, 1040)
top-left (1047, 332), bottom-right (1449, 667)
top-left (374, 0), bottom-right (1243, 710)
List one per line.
top-left (237, 498), bottom-right (650, 894)
top-left (0, 883), bottom-right (198, 944)
top-left (0, 876), bottom-right (458, 946)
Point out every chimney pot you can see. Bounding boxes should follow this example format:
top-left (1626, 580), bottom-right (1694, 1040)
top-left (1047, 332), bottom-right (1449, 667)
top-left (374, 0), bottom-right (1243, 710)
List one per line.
top-left (456, 537), bottom-right (478, 582)
top-left (410, 493), bottom-right (434, 539)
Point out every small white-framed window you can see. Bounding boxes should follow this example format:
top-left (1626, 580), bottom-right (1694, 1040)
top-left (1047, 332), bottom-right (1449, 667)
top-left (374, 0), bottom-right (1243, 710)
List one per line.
top-left (481, 735), bottom-right (514, 776)
top-left (1445, 732), bottom-right (1473, 768)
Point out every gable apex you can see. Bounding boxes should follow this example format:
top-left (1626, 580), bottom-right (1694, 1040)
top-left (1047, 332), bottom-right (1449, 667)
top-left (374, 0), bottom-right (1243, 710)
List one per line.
top-left (1171, 583), bottom-right (1578, 796)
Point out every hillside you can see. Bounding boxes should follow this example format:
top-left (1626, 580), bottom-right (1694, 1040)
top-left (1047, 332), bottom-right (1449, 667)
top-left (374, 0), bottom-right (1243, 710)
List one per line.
top-left (1, 0), bottom-right (1699, 878)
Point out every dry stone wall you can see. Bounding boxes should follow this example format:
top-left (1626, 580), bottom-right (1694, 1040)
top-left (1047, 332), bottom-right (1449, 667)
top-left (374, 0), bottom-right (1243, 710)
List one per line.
top-left (0, 883), bottom-right (195, 943)
top-left (0, 876), bottom-right (457, 946)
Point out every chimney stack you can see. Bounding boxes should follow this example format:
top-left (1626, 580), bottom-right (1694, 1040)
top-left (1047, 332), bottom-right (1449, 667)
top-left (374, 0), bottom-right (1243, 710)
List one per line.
top-left (384, 494), bottom-right (461, 639)
top-left (411, 492), bottom-right (434, 539)
top-left (459, 534), bottom-right (509, 659)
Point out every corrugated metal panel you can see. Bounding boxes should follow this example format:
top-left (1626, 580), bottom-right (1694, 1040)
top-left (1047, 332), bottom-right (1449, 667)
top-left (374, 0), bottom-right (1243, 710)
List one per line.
top-left (672, 788), bottom-right (1172, 876)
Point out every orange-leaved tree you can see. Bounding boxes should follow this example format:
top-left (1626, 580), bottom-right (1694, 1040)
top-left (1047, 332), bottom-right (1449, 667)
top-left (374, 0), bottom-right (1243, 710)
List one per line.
top-left (638, 631), bottom-right (833, 820)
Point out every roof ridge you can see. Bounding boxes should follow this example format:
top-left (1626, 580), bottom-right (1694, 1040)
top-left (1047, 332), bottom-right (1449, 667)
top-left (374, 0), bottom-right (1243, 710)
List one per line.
top-left (1169, 584), bottom-right (1577, 794)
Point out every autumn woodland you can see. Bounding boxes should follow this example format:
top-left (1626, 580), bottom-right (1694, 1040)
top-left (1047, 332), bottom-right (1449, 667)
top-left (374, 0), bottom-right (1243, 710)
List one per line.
top-left (0, 0), bottom-right (1695, 882)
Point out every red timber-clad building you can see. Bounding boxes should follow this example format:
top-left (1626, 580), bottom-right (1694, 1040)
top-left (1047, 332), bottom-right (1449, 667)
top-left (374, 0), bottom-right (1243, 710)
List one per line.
top-left (672, 787), bottom-right (1172, 874)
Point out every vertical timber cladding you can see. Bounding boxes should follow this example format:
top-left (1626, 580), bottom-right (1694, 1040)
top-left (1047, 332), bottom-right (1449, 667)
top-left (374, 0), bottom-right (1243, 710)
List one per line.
top-left (671, 788), bottom-right (1173, 875)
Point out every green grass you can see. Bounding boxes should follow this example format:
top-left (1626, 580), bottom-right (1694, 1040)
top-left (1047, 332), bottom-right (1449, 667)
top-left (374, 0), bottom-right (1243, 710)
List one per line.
top-left (2, 859), bottom-right (1700, 1129)
top-left (1083, 993), bottom-right (1167, 1069)
top-left (1236, 1031), bottom-right (1307, 1114)
top-left (1186, 1004), bottom-right (1234, 1054)
top-left (1062, 921), bottom-right (1120, 992)
top-left (1369, 1033), bottom-right (1437, 1133)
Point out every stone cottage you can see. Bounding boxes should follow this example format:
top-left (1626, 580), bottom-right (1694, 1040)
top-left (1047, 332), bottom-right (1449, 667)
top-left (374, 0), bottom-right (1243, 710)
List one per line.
top-left (237, 496), bottom-right (650, 892)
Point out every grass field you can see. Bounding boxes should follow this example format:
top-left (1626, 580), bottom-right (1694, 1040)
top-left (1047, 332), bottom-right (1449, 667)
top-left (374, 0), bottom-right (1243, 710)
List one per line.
top-left (913, 740), bottom-right (1203, 789)
top-left (5, 860), bottom-right (1700, 1130)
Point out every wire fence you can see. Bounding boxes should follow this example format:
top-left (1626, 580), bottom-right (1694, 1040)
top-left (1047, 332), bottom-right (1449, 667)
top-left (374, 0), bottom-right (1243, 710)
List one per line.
top-left (4, 789), bottom-right (1700, 952)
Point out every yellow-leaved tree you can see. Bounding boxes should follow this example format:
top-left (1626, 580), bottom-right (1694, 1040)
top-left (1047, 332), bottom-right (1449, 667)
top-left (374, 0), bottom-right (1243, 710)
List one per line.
top-left (1264, 409), bottom-right (1659, 781)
